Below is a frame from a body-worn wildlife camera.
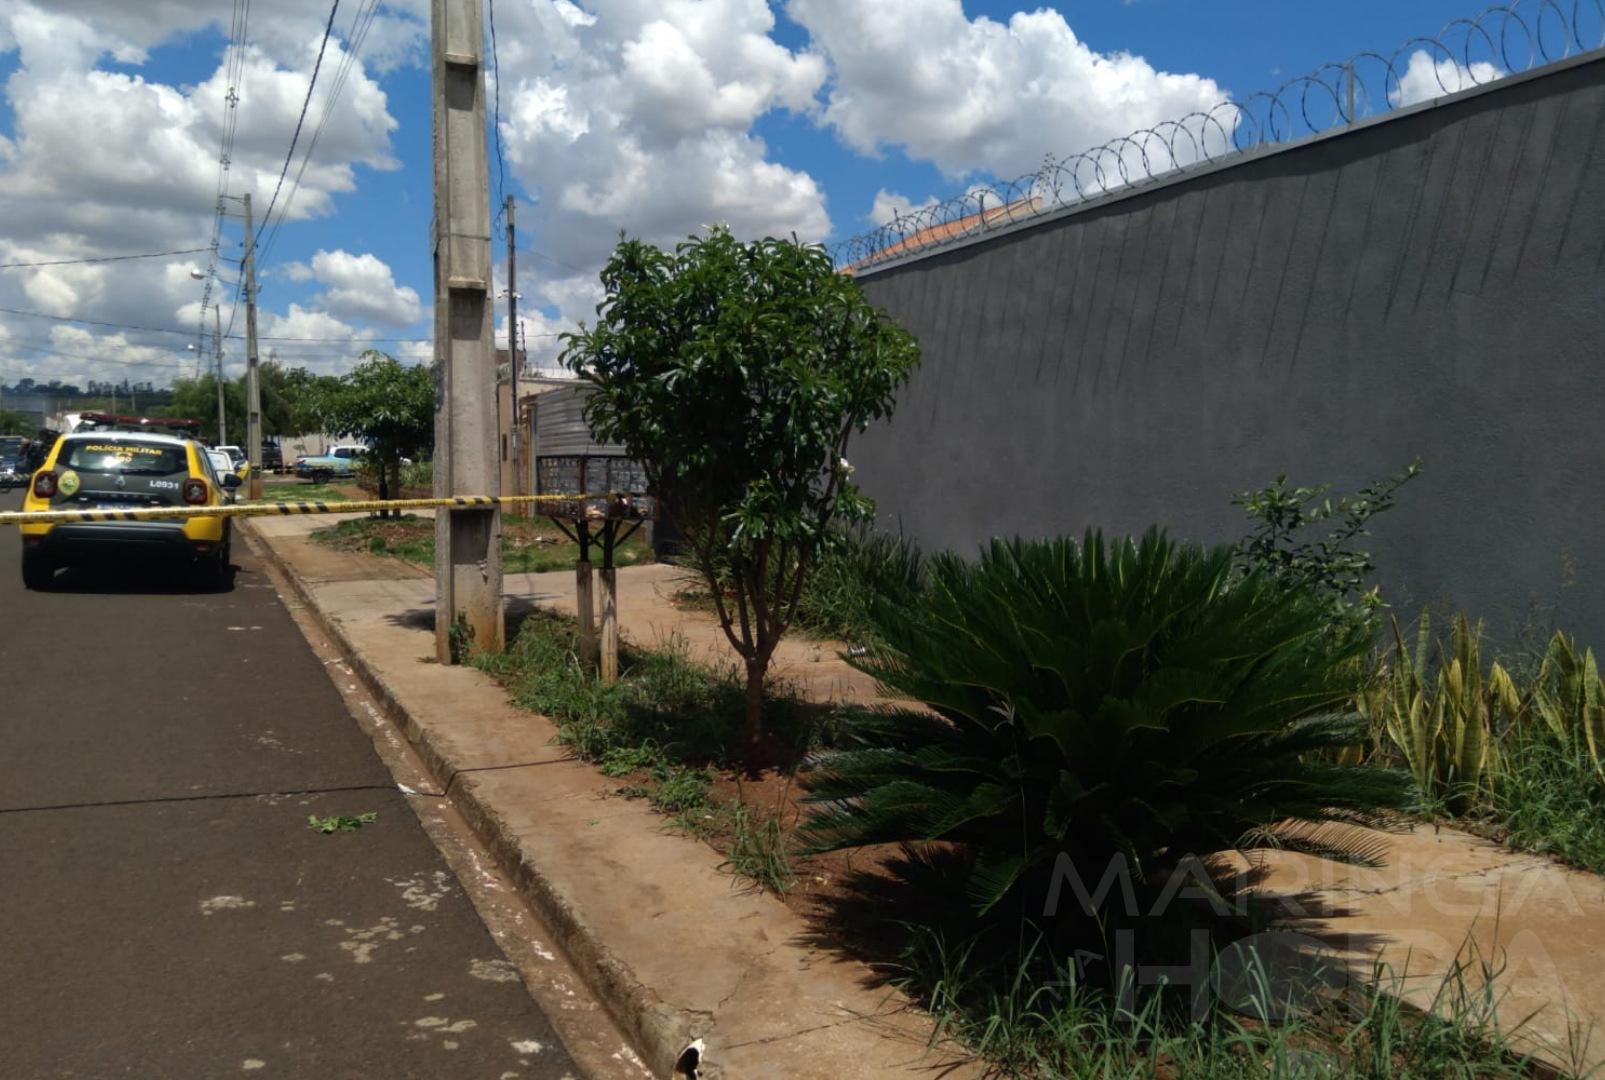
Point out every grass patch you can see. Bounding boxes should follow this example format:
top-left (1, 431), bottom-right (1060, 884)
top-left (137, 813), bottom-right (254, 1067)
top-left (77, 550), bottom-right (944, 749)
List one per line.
top-left (311, 513), bottom-right (653, 573)
top-left (892, 920), bottom-right (1567, 1079)
top-left (1473, 729), bottom-right (1605, 874)
top-left (719, 803), bottom-right (795, 896)
top-left (473, 608), bottom-right (842, 893)
top-left (476, 608), bottom-right (844, 767)
top-left (250, 483), bottom-right (351, 504)
top-left (314, 515), bottom-right (434, 564)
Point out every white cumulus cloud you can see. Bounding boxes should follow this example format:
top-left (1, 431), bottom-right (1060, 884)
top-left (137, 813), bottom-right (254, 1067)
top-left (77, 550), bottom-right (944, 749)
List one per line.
top-left (786, 0), bottom-right (1227, 181)
top-left (487, 0), bottom-right (832, 335)
top-left (0, 1), bottom-right (414, 384)
top-left (1391, 49), bottom-right (1504, 108)
top-left (293, 249), bottom-right (423, 327)
top-left (869, 189), bottom-right (939, 226)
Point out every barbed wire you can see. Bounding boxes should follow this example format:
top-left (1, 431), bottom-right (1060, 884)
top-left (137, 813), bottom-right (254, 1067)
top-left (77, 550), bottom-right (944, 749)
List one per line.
top-left (832, 0), bottom-right (1605, 272)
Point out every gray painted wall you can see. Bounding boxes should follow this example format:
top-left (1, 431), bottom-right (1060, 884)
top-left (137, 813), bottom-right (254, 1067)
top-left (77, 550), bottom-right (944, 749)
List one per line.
top-left (852, 55), bottom-right (1605, 647)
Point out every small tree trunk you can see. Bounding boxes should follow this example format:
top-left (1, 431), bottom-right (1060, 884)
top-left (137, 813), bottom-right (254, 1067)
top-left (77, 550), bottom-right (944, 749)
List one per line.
top-left (377, 466), bottom-right (391, 519)
top-left (744, 661), bottom-right (763, 763)
top-left (744, 660), bottom-right (765, 772)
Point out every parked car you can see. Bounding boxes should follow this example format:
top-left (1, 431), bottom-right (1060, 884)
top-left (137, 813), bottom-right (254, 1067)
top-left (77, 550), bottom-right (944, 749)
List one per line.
top-left (206, 450), bottom-right (241, 502)
top-left (213, 444), bottom-right (251, 484)
top-left (0, 435), bottom-right (24, 489)
top-left (261, 440), bottom-right (284, 473)
top-left (20, 425), bottom-right (240, 590)
top-left (293, 444), bottom-right (366, 484)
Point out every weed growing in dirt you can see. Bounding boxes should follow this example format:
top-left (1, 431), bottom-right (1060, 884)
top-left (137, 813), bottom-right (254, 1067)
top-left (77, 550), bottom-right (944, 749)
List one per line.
top-left (474, 609), bottom-right (841, 894)
top-left (1476, 727), bottom-right (1605, 874)
top-left (720, 803), bottom-right (795, 896)
top-left (311, 514), bottom-right (652, 574)
top-left (896, 921), bottom-right (1574, 1078)
top-left (478, 610), bottom-right (838, 769)
top-left (252, 483), bottom-right (351, 504)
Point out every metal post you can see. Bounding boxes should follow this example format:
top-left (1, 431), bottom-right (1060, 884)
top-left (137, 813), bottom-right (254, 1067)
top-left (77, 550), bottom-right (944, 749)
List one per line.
top-left (431, 0), bottom-right (504, 662)
top-left (242, 192), bottom-right (262, 500)
top-left (505, 193), bottom-right (520, 514)
top-left (214, 306), bottom-right (226, 446)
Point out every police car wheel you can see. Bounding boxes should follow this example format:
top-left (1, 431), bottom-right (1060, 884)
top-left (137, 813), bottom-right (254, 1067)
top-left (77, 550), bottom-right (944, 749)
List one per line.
top-left (21, 549), bottom-right (53, 591)
top-left (191, 544), bottom-right (225, 591)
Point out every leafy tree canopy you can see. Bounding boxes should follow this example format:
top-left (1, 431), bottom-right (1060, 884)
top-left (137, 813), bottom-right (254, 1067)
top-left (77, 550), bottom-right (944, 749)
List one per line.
top-left (319, 351), bottom-right (434, 512)
top-left (0, 409), bottom-right (35, 437)
top-left (561, 228), bottom-right (920, 763)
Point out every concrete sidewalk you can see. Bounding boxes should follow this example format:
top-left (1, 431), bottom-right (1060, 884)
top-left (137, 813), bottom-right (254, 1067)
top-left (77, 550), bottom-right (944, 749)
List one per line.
top-left (1241, 827), bottom-right (1605, 1073)
top-left (248, 512), bottom-right (1605, 1075)
top-left (243, 513), bottom-right (974, 1080)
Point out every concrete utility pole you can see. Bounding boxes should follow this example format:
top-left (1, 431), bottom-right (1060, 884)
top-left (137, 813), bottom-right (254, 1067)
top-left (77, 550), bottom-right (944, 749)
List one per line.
top-left (214, 306), bottom-right (226, 446)
top-left (430, 0), bottom-right (503, 662)
top-left (505, 193), bottom-right (520, 510)
top-left (242, 192), bottom-right (263, 500)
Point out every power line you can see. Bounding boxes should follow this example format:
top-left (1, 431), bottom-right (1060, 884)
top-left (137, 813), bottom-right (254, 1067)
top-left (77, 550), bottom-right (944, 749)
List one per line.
top-left (0, 305), bottom-right (204, 338)
top-left (0, 248), bottom-right (210, 271)
top-left (1, 341), bottom-right (192, 369)
top-left (489, 0), bottom-right (508, 228)
top-left (247, 332), bottom-right (433, 341)
top-left (527, 248), bottom-right (587, 275)
top-left (256, 0), bottom-right (382, 273)
top-left (195, 0), bottom-right (252, 370)
top-left (0, 302), bottom-right (439, 342)
top-left (255, 0), bottom-right (341, 250)
top-left (0, 333), bottom-right (193, 358)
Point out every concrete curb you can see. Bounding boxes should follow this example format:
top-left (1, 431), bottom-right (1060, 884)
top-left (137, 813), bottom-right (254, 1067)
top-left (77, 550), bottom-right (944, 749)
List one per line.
top-left (240, 521), bottom-right (694, 1077)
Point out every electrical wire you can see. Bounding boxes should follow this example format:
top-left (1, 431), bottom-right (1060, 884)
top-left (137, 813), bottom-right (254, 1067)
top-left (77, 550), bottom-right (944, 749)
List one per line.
top-left (255, 0), bottom-right (382, 273)
top-left (195, 0), bottom-right (252, 370)
top-left (1, 341), bottom-right (193, 369)
top-left (489, 0), bottom-right (508, 229)
top-left (0, 248), bottom-right (211, 271)
top-left (255, 0), bottom-right (341, 251)
top-left (0, 302), bottom-right (441, 343)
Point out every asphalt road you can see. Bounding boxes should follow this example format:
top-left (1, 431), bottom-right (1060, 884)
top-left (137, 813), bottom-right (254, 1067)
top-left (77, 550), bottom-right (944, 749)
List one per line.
top-left (0, 490), bottom-right (580, 1079)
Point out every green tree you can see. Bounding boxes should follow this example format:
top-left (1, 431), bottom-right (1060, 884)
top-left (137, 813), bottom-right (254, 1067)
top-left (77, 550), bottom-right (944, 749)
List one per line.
top-left (561, 228), bottom-right (920, 766)
top-left (0, 409), bottom-right (33, 437)
top-left (167, 374), bottom-right (245, 445)
top-left (273, 365), bottom-right (342, 435)
top-left (320, 351), bottom-right (434, 517)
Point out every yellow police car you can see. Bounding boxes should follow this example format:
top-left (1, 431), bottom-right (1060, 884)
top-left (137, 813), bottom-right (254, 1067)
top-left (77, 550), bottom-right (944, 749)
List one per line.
top-left (19, 413), bottom-right (240, 590)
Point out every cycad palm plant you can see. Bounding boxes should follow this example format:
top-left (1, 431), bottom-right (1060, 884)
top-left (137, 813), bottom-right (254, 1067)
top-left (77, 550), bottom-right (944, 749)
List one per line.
top-left (803, 530), bottom-right (1413, 923)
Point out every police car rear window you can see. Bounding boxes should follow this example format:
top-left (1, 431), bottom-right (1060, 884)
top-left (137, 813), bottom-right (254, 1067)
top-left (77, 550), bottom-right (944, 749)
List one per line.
top-left (58, 440), bottom-right (188, 476)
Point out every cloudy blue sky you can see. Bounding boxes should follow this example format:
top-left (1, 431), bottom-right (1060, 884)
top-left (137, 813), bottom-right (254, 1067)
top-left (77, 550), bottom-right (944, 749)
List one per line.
top-left (0, 0), bottom-right (1542, 387)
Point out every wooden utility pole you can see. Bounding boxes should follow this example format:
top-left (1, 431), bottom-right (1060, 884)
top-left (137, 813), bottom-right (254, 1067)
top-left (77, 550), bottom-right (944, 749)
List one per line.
top-left (242, 192), bottom-right (262, 500)
top-left (505, 194), bottom-right (521, 514)
top-left (431, 0), bottom-right (503, 661)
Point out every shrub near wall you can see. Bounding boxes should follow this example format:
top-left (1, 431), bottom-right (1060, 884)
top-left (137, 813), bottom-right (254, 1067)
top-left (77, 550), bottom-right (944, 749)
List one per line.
top-left (804, 529), bottom-right (1413, 952)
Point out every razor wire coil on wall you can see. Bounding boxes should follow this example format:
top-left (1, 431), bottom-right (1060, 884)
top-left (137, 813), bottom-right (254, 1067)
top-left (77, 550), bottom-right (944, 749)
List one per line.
top-left (831, 0), bottom-right (1605, 273)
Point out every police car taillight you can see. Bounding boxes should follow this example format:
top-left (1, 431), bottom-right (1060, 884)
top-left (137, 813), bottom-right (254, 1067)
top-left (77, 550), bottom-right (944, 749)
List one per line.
top-left (182, 477), bottom-right (209, 505)
top-left (32, 470), bottom-right (56, 499)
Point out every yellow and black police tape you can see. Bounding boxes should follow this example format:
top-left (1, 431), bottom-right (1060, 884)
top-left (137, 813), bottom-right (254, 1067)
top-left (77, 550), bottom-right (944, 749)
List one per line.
top-left (0, 493), bottom-right (627, 527)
